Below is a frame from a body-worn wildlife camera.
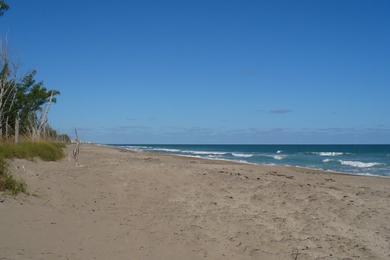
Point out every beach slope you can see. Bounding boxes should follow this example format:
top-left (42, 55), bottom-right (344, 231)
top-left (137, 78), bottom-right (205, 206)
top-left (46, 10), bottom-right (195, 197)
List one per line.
top-left (1, 144), bottom-right (389, 259)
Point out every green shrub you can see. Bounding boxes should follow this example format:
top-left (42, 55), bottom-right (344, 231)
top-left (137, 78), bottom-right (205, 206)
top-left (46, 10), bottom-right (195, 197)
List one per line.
top-left (0, 158), bottom-right (26, 195)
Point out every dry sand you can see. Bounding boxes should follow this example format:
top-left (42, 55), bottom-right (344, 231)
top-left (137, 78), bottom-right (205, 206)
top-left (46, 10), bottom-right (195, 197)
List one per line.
top-left (1, 144), bottom-right (390, 259)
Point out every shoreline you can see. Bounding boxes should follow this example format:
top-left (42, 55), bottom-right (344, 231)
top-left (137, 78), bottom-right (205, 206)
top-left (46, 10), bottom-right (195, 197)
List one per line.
top-left (109, 144), bottom-right (390, 179)
top-left (1, 144), bottom-right (390, 259)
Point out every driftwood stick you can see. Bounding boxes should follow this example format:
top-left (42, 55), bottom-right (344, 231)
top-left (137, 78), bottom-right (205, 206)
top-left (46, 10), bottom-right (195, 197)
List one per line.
top-left (14, 111), bottom-right (19, 143)
top-left (72, 128), bottom-right (80, 166)
top-left (292, 248), bottom-right (300, 260)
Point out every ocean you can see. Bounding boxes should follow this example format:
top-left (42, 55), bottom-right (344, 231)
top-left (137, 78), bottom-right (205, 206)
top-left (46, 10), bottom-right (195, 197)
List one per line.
top-left (109, 144), bottom-right (390, 177)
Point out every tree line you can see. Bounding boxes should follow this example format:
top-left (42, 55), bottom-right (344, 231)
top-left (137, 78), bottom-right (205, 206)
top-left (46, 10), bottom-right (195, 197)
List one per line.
top-left (0, 1), bottom-right (69, 143)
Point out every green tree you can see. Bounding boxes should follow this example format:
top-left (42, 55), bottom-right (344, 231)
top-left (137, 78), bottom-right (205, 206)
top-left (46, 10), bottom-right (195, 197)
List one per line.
top-left (0, 0), bottom-right (9, 16)
top-left (13, 71), bottom-right (60, 137)
top-left (0, 1), bottom-right (66, 142)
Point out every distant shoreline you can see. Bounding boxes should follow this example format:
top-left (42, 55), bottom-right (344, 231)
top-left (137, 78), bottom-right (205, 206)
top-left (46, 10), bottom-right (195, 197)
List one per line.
top-left (103, 143), bottom-right (390, 178)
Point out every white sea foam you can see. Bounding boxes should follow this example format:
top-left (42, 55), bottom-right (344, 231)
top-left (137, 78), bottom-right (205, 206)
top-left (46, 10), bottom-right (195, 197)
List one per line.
top-left (150, 148), bottom-right (181, 152)
top-left (207, 154), bottom-right (224, 158)
top-left (273, 155), bottom-right (285, 160)
top-left (232, 153), bottom-right (254, 158)
top-left (181, 150), bottom-right (227, 155)
top-left (339, 160), bottom-right (383, 168)
top-left (125, 145), bottom-right (150, 149)
top-left (124, 147), bottom-right (141, 152)
top-left (175, 154), bottom-right (203, 159)
top-left (276, 150), bottom-right (282, 154)
top-left (121, 145), bottom-right (150, 151)
top-left (322, 159), bottom-right (333, 163)
top-left (314, 152), bottom-right (344, 156)
top-left (176, 154), bottom-right (255, 165)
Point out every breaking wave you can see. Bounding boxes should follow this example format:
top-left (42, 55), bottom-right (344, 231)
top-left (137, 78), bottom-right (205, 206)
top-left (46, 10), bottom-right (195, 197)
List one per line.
top-left (273, 155), bottom-right (285, 160)
top-left (339, 160), bottom-right (383, 168)
top-left (150, 148), bottom-right (181, 152)
top-left (232, 153), bottom-right (254, 158)
top-left (313, 152), bottom-right (344, 156)
top-left (181, 150), bottom-right (227, 155)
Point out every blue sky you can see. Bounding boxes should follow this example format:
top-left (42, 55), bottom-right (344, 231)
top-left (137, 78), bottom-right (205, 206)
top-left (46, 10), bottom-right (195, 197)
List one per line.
top-left (1, 0), bottom-right (389, 144)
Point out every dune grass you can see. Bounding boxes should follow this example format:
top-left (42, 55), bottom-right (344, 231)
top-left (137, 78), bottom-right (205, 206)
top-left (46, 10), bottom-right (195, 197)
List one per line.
top-left (0, 142), bottom-right (65, 195)
top-left (0, 142), bottom-right (65, 161)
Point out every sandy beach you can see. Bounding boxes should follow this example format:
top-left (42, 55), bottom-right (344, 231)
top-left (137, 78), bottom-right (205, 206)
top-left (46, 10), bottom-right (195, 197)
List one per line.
top-left (1, 144), bottom-right (390, 260)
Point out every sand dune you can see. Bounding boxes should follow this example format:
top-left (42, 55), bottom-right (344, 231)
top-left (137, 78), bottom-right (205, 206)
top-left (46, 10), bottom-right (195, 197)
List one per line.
top-left (1, 144), bottom-right (389, 259)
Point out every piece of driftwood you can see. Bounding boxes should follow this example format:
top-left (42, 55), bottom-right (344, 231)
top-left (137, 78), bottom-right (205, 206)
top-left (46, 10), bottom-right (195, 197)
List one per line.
top-left (72, 128), bottom-right (80, 166)
top-left (292, 248), bottom-right (300, 260)
top-left (14, 111), bottom-right (19, 143)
